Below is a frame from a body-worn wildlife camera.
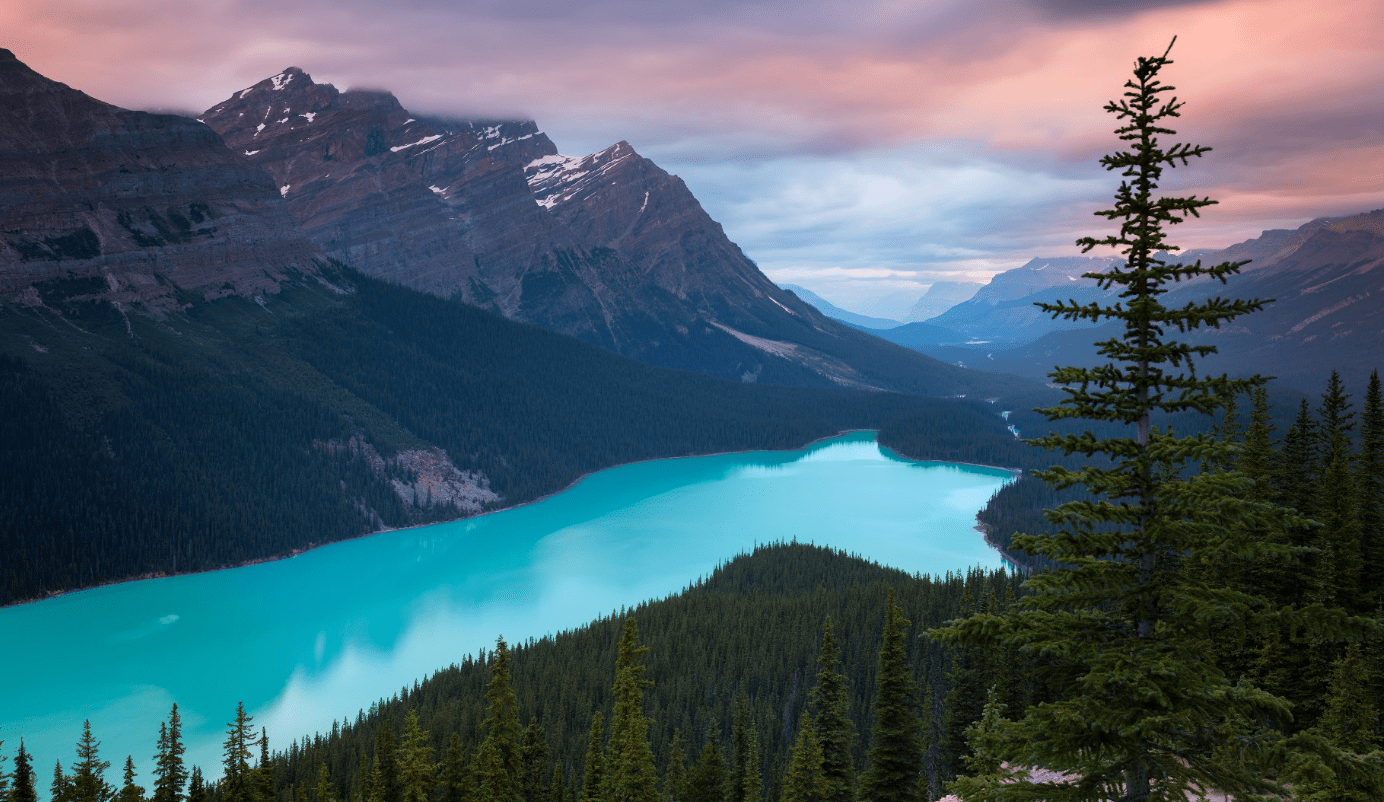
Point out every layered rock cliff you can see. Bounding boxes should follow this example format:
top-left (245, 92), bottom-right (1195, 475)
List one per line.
top-left (0, 50), bottom-right (322, 308)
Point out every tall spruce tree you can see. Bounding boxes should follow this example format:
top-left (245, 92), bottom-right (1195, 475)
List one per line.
top-left (116, 757), bottom-right (145, 802)
top-left (805, 619), bottom-right (853, 802)
top-left (1358, 371), bottom-right (1384, 608)
top-left (1315, 371), bottom-right (1364, 609)
top-left (520, 719), bottom-right (552, 802)
top-left (580, 713), bottom-right (605, 802)
top-left (661, 732), bottom-right (688, 802)
top-left (684, 739), bottom-right (726, 802)
top-left (477, 638), bottom-right (523, 802)
top-left (931, 40), bottom-right (1353, 802)
top-left (781, 714), bottom-right (830, 802)
top-left (152, 705), bottom-right (187, 802)
top-left (12, 741), bottom-right (36, 802)
top-left (256, 731), bottom-right (275, 802)
top-left (604, 618), bottom-right (659, 802)
top-left (938, 590), bottom-right (988, 783)
top-left (725, 693), bottom-right (761, 802)
top-left (858, 589), bottom-right (923, 802)
top-left (368, 721), bottom-right (399, 802)
top-left (946, 686), bottom-right (1021, 802)
top-left (53, 760), bottom-right (73, 802)
top-left (396, 712), bottom-right (434, 802)
top-left (184, 769), bottom-right (204, 802)
top-left (222, 704), bottom-right (259, 802)
top-left (1279, 399), bottom-right (1321, 518)
top-left (71, 721), bottom-right (112, 802)
top-left (437, 734), bottom-right (470, 802)
top-left (314, 765), bottom-right (338, 802)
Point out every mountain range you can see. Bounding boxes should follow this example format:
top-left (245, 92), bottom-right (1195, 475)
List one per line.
top-left (860, 217), bottom-right (1384, 392)
top-left (779, 284), bottom-right (904, 329)
top-left (0, 50), bottom-right (324, 308)
top-left (193, 66), bottom-right (1015, 396)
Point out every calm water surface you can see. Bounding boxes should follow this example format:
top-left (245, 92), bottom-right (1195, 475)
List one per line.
top-left (0, 433), bottom-right (1012, 778)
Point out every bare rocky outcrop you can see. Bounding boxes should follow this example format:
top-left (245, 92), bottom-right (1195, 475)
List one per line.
top-left (315, 436), bottom-right (500, 515)
top-left (0, 49), bottom-right (324, 308)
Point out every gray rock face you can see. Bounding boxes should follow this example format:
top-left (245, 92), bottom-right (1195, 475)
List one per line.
top-left (199, 68), bottom-right (1012, 396)
top-left (0, 50), bottom-right (322, 307)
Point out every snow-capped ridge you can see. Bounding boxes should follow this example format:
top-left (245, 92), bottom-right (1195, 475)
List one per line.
top-left (524, 141), bottom-right (638, 210)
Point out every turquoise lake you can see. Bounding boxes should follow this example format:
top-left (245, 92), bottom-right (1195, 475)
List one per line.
top-left (0, 432), bottom-right (1013, 779)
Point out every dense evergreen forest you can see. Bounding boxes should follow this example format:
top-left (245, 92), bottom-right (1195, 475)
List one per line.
top-left (0, 268), bottom-right (1039, 606)
top-left (975, 381), bottom-right (1317, 571)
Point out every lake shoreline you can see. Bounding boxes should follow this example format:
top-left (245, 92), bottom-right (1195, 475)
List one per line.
top-left (974, 522), bottom-right (1032, 573)
top-left (3, 429), bottom-right (1021, 609)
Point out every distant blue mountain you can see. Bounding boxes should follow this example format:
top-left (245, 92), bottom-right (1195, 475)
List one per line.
top-left (853, 320), bottom-right (970, 350)
top-left (781, 284), bottom-right (903, 329)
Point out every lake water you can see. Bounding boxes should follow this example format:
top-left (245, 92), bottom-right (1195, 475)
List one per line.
top-left (0, 432), bottom-right (1012, 781)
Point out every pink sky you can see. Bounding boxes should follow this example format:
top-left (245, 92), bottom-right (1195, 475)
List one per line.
top-left (5, 0), bottom-right (1382, 314)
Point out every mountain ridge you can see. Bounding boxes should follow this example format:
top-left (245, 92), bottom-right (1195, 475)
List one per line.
top-left (197, 65), bottom-right (1031, 397)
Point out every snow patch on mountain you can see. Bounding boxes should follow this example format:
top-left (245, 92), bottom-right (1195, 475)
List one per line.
top-left (525, 144), bottom-right (633, 210)
top-left (390, 134), bottom-right (442, 153)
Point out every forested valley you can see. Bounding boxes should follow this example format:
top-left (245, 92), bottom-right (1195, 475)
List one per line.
top-left (0, 268), bottom-right (1038, 607)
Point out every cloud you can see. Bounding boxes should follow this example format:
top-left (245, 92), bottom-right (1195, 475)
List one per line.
top-left (667, 140), bottom-right (1113, 308)
top-left (1026, 0), bottom-right (1232, 21)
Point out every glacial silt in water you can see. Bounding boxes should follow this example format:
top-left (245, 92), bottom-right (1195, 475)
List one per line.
top-left (0, 433), bottom-right (1012, 778)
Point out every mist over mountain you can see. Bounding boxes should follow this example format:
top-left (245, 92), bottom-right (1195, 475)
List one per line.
top-left (904, 280), bottom-right (982, 322)
top-left (920, 256), bottom-right (1121, 345)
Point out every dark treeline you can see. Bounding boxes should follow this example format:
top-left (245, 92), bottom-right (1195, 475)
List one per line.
top-left (0, 269), bottom-right (1038, 606)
